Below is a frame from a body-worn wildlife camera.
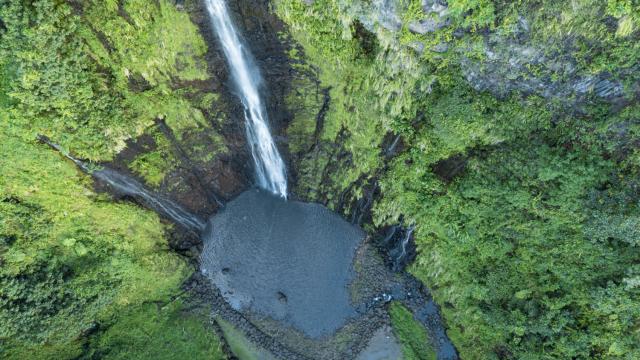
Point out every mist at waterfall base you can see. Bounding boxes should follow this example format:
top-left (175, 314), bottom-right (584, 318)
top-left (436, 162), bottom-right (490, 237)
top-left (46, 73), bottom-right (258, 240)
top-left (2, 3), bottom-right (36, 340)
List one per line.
top-left (201, 189), bottom-right (363, 337)
top-left (205, 0), bottom-right (287, 198)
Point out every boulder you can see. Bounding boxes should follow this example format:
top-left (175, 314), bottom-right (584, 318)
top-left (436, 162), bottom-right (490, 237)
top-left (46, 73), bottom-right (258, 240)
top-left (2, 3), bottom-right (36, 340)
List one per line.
top-left (408, 17), bottom-right (450, 34)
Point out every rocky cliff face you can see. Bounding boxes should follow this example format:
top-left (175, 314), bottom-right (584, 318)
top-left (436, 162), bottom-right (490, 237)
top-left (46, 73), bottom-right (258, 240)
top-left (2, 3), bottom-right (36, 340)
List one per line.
top-left (323, 0), bottom-right (636, 110)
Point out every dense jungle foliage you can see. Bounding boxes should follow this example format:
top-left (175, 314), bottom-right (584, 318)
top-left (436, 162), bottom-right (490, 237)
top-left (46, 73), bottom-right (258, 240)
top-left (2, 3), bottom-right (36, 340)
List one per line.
top-left (276, 0), bottom-right (639, 359)
top-left (0, 0), bottom-right (224, 358)
top-left (1, 0), bottom-right (639, 359)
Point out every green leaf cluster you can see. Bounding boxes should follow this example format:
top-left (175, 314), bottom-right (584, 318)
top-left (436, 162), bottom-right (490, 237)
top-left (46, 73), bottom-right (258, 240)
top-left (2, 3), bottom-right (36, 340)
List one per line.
top-left (88, 301), bottom-right (225, 360)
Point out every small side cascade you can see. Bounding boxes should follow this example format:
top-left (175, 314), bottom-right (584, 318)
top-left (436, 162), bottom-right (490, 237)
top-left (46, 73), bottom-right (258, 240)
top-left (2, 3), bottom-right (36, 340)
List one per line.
top-left (92, 169), bottom-right (206, 233)
top-left (38, 135), bottom-right (205, 234)
top-left (382, 223), bottom-right (418, 272)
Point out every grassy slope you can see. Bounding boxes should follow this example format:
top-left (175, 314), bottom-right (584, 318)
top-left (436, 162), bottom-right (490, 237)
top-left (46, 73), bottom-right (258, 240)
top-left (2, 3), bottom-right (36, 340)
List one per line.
top-left (275, 0), bottom-right (640, 359)
top-left (389, 302), bottom-right (436, 360)
top-left (90, 301), bottom-right (225, 360)
top-left (216, 317), bottom-right (276, 360)
top-left (0, 1), bottom-right (224, 358)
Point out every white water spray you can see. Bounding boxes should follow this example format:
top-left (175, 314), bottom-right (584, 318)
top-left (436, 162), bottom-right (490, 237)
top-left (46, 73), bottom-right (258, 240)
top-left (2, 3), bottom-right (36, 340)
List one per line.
top-left (205, 0), bottom-right (287, 198)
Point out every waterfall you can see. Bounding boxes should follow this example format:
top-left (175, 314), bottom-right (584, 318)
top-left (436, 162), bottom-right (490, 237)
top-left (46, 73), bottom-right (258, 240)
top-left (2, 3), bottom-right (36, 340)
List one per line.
top-left (205, 0), bottom-right (288, 198)
top-left (397, 224), bottom-right (415, 267)
top-left (37, 135), bottom-right (205, 233)
top-left (93, 169), bottom-right (206, 233)
top-left (382, 223), bottom-right (416, 272)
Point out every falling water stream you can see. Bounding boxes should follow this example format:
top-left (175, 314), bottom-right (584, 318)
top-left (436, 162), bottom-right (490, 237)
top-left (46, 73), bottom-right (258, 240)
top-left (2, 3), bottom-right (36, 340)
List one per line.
top-left (199, 2), bottom-right (458, 358)
top-left (205, 0), bottom-right (288, 198)
top-left (92, 169), bottom-right (206, 233)
top-left (38, 135), bottom-right (205, 233)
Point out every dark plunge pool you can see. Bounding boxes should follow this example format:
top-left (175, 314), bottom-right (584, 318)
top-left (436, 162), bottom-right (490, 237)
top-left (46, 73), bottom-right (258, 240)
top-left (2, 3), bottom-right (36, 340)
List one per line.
top-left (200, 189), bottom-right (364, 338)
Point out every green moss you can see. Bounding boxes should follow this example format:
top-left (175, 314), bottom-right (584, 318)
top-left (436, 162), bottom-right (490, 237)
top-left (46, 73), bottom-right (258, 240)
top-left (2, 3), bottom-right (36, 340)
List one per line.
top-left (284, 63), bottom-right (323, 155)
top-left (216, 318), bottom-right (275, 360)
top-left (198, 92), bottom-right (221, 110)
top-left (89, 301), bottom-right (225, 360)
top-left (389, 302), bottom-right (437, 360)
top-left (277, 0), bottom-right (401, 203)
top-left (126, 90), bottom-right (209, 140)
top-left (129, 150), bottom-right (174, 187)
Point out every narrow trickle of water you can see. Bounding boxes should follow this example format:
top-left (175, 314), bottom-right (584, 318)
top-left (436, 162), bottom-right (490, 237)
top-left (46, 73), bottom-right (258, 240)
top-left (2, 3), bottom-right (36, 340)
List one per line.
top-left (205, 0), bottom-right (288, 198)
top-left (94, 169), bottom-right (206, 233)
top-left (397, 224), bottom-right (415, 266)
top-left (38, 135), bottom-right (205, 233)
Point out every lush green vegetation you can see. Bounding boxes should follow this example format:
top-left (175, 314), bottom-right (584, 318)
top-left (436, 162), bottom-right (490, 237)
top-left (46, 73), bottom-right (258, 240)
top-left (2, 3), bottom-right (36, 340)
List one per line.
top-left (1, 0), bottom-right (209, 159)
top-left (2, 0), bottom-right (638, 358)
top-left (0, 133), bottom-right (189, 358)
top-left (0, 0), bottom-right (225, 358)
top-left (216, 317), bottom-right (274, 360)
top-left (389, 302), bottom-right (437, 360)
top-left (276, 0), bottom-right (640, 359)
top-left (89, 301), bottom-right (225, 360)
